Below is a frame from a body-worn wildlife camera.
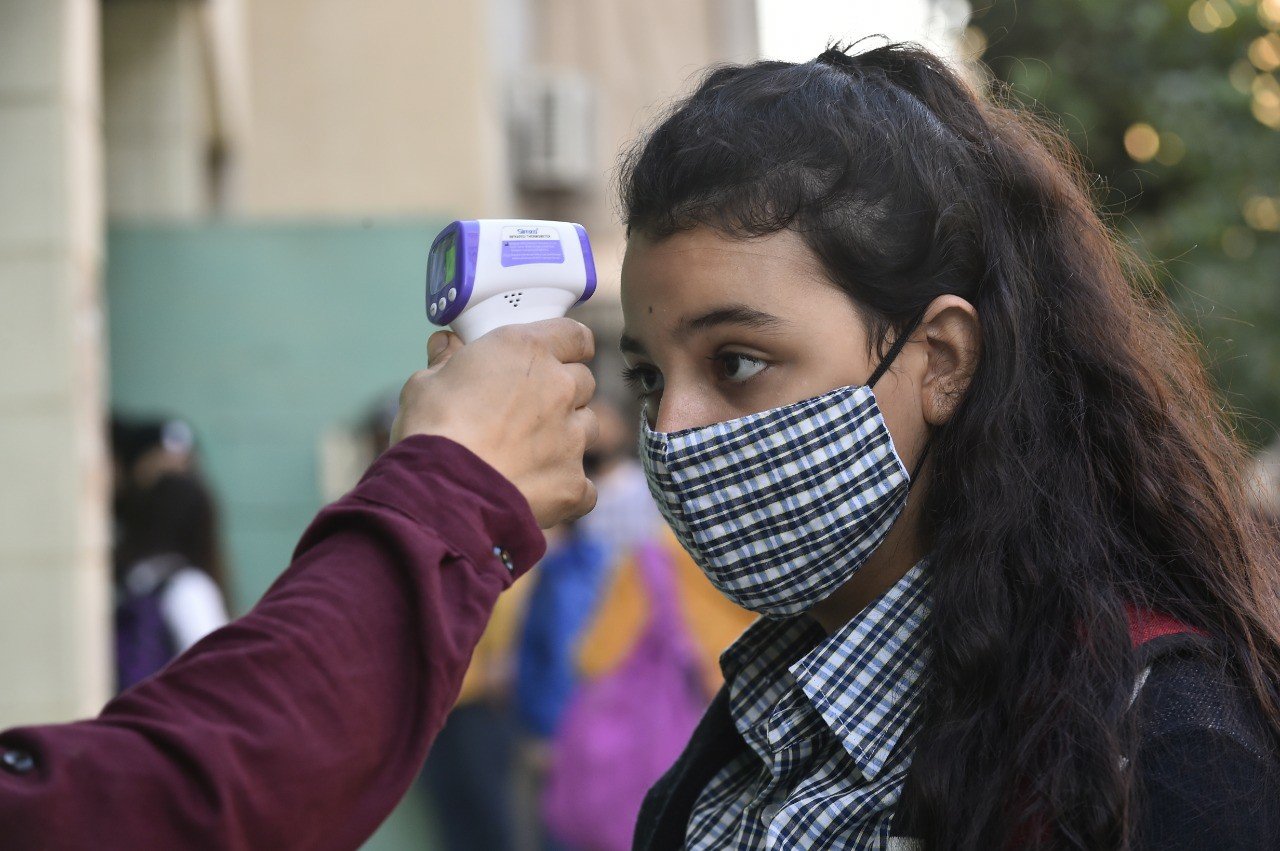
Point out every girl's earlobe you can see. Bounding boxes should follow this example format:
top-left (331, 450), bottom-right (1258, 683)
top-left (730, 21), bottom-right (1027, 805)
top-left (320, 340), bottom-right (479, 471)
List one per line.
top-left (920, 295), bottom-right (980, 426)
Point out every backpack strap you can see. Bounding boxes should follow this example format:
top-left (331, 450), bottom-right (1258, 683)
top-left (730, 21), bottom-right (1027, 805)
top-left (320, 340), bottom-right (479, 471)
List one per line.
top-left (634, 539), bottom-right (685, 635)
top-left (1124, 603), bottom-right (1211, 713)
top-left (1124, 602), bottom-right (1208, 648)
top-left (893, 604), bottom-right (1213, 846)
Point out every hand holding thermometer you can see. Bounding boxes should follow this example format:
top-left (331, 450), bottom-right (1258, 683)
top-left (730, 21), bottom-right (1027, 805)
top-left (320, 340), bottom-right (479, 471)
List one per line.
top-left (425, 219), bottom-right (597, 343)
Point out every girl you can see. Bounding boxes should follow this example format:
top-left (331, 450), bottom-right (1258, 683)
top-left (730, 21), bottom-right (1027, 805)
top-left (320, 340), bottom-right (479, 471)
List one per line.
top-left (115, 472), bottom-right (232, 691)
top-left (617, 43), bottom-right (1280, 849)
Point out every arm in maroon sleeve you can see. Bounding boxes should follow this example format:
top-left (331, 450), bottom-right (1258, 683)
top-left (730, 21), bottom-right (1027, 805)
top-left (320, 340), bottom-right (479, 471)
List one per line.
top-left (0, 435), bottom-right (545, 851)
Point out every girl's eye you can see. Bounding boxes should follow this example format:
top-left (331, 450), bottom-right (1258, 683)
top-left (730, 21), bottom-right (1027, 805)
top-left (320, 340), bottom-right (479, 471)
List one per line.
top-left (621, 364), bottom-right (664, 396)
top-left (715, 353), bottom-right (767, 383)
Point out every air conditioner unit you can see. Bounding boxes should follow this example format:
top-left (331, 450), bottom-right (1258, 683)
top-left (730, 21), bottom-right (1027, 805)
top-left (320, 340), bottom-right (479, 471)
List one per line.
top-left (509, 70), bottom-right (596, 193)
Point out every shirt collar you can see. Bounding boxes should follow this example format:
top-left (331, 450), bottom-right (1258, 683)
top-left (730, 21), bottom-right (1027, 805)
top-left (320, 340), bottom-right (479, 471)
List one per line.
top-left (721, 558), bottom-right (932, 782)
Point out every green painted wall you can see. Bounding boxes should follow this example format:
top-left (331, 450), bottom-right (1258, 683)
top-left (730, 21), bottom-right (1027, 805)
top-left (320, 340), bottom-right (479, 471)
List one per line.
top-left (106, 219), bottom-right (447, 850)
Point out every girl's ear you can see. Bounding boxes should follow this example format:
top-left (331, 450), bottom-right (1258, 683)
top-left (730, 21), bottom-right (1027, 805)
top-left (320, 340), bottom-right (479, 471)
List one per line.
top-left (919, 295), bottom-right (981, 427)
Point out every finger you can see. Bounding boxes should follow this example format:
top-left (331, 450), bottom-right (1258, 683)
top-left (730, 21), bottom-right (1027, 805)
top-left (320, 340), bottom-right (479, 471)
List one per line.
top-left (579, 406), bottom-right (601, 449)
top-left (389, 411), bottom-right (405, 445)
top-left (529, 318), bottom-right (595, 364)
top-left (427, 331), bottom-right (463, 368)
top-left (567, 477), bottom-right (598, 523)
top-left (566, 363), bottom-right (596, 409)
top-left (398, 368), bottom-right (429, 409)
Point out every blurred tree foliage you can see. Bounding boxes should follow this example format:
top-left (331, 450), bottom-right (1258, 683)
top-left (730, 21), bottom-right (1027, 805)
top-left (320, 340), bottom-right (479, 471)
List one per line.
top-left (969, 0), bottom-right (1280, 445)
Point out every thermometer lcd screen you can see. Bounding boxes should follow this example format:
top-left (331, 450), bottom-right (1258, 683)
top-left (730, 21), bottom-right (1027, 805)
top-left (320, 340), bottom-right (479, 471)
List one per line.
top-left (430, 233), bottom-right (457, 292)
top-left (443, 241), bottom-right (456, 286)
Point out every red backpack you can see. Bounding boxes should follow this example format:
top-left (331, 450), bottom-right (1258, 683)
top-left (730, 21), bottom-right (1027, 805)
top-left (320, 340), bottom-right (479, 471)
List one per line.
top-left (1006, 605), bottom-right (1208, 848)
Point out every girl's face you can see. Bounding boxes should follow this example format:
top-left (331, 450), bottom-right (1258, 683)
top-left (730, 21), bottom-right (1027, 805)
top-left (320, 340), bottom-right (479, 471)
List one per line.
top-left (619, 226), bottom-right (932, 471)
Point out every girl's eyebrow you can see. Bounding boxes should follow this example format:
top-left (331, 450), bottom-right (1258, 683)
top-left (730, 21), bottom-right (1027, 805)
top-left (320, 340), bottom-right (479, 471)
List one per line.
top-left (677, 305), bottom-right (790, 338)
top-left (620, 304), bottom-right (790, 356)
top-left (619, 333), bottom-right (647, 356)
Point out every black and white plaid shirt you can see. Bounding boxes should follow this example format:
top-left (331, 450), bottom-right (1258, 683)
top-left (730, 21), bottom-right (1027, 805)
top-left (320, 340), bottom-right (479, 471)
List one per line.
top-left (685, 558), bottom-right (931, 850)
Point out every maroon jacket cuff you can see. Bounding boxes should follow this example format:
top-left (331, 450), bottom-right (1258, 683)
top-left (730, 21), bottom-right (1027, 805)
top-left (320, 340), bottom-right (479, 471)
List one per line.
top-left (346, 434), bottom-right (546, 579)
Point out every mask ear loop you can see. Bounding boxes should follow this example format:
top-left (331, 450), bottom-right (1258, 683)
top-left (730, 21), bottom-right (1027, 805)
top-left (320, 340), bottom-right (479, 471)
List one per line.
top-left (867, 311), bottom-right (926, 390)
top-left (865, 311), bottom-right (933, 484)
top-left (908, 434), bottom-right (933, 484)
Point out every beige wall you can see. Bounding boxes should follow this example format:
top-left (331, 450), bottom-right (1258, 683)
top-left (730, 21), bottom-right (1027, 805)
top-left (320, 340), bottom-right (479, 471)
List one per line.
top-left (103, 0), bottom-right (758, 269)
top-left (103, 0), bottom-right (214, 220)
top-left (524, 0), bottom-right (758, 302)
top-left (239, 0), bottom-right (513, 219)
top-left (0, 0), bottom-right (111, 727)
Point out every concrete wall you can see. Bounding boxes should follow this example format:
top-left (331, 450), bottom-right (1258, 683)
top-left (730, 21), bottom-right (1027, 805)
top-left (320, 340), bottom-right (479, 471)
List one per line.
top-left (525, 0), bottom-right (758, 299)
top-left (106, 220), bottom-right (447, 609)
top-left (239, 0), bottom-right (513, 219)
top-left (103, 0), bottom-right (213, 219)
top-left (100, 0), bottom-right (758, 299)
top-left (0, 0), bottom-right (110, 727)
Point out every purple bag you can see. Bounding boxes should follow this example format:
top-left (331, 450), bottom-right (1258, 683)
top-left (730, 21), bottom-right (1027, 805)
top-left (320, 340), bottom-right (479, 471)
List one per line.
top-left (115, 581), bottom-right (177, 692)
top-left (542, 539), bottom-right (709, 851)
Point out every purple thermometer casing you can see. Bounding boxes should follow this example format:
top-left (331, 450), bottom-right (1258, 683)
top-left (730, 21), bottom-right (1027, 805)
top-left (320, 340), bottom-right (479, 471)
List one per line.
top-left (426, 220), bottom-right (479, 327)
top-left (574, 223), bottom-right (597, 305)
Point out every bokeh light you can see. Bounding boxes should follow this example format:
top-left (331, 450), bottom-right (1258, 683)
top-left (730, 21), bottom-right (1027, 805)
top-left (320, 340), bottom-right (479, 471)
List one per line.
top-left (1124, 123), bottom-right (1161, 162)
top-left (1189, 0), bottom-right (1239, 32)
top-left (1252, 73), bottom-right (1280, 127)
top-left (1260, 0), bottom-right (1280, 30)
top-left (1243, 193), bottom-right (1280, 230)
top-left (1249, 33), bottom-right (1280, 70)
top-left (1222, 225), bottom-right (1258, 259)
top-left (1231, 57), bottom-right (1258, 92)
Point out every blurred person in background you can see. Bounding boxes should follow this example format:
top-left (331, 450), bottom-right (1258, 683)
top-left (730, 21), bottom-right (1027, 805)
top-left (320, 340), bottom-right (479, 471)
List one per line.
top-left (515, 395), bottom-right (755, 851)
top-left (113, 471), bottom-right (233, 692)
top-left (512, 517), bottom-right (612, 851)
top-left (110, 415), bottom-right (197, 490)
top-left (109, 415), bottom-right (197, 535)
top-left (621, 42), bottom-right (1280, 851)
top-left (514, 397), bottom-right (649, 745)
top-left (510, 399), bottom-right (630, 851)
top-left (419, 582), bottom-right (532, 851)
top-left (576, 397), bottom-right (663, 561)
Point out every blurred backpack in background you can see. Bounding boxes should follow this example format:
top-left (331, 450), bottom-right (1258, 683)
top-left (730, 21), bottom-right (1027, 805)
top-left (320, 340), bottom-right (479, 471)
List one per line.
top-left (515, 529), bottom-right (615, 739)
top-left (115, 555), bottom-right (182, 692)
top-left (542, 539), bottom-right (709, 851)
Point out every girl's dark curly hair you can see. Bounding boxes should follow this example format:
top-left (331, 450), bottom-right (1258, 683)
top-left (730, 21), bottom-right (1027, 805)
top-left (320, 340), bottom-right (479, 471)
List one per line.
top-left (619, 41), bottom-right (1280, 849)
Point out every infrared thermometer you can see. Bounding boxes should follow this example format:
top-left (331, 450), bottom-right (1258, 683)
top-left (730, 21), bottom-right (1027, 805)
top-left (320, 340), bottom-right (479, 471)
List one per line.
top-left (425, 219), bottom-right (597, 342)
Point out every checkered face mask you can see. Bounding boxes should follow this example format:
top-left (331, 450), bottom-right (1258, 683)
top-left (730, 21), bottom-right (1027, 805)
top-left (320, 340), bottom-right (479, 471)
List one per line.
top-left (638, 322), bottom-right (921, 616)
top-left (640, 385), bottom-right (910, 615)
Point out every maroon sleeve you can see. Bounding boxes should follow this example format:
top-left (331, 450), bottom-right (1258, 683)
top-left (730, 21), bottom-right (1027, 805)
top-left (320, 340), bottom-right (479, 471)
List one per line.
top-left (0, 434), bottom-right (545, 850)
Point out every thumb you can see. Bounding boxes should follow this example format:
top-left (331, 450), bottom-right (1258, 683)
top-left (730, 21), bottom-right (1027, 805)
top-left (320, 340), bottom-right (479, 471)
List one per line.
top-left (427, 331), bottom-right (463, 369)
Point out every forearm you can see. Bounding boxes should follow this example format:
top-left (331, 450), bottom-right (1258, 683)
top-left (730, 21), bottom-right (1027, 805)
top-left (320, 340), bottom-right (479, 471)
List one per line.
top-left (0, 435), bottom-right (544, 850)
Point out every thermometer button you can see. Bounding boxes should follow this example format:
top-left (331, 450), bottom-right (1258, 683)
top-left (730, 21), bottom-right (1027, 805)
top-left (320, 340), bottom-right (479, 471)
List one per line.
top-left (447, 287), bottom-right (457, 301)
top-left (429, 303), bottom-right (438, 318)
top-left (437, 297), bottom-right (447, 312)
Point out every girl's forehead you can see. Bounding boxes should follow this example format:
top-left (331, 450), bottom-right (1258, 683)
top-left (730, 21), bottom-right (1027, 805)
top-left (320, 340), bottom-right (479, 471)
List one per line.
top-left (621, 228), bottom-right (826, 306)
top-left (620, 229), bottom-right (864, 350)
